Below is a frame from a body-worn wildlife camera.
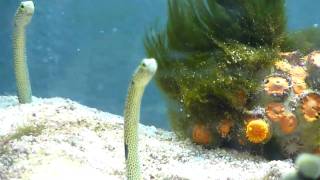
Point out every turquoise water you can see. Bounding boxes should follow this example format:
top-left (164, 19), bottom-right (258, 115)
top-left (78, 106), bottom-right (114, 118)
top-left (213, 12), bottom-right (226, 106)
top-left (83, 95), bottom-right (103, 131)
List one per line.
top-left (0, 0), bottom-right (320, 130)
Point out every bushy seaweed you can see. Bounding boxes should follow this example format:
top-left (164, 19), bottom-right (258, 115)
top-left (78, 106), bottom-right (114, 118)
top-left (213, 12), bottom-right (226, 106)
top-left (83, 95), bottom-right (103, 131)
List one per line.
top-left (145, 0), bottom-right (286, 137)
top-left (145, 0), bottom-right (320, 159)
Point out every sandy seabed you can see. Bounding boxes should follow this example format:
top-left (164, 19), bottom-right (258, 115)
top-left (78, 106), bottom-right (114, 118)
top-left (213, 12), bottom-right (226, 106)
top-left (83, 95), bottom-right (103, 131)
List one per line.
top-left (0, 96), bottom-right (294, 180)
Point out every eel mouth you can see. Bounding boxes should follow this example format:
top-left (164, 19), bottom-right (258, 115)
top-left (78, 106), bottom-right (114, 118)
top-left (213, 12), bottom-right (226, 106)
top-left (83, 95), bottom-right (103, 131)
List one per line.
top-left (21, 1), bottom-right (35, 15)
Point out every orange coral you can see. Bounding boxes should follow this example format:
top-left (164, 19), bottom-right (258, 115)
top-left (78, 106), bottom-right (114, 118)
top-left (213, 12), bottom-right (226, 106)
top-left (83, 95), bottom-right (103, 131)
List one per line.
top-left (279, 112), bottom-right (297, 134)
top-left (192, 124), bottom-right (212, 145)
top-left (245, 119), bottom-right (270, 144)
top-left (265, 102), bottom-right (285, 122)
top-left (301, 93), bottom-right (320, 122)
top-left (217, 119), bottom-right (234, 138)
top-left (314, 147), bottom-right (320, 155)
top-left (292, 79), bottom-right (307, 95)
top-left (264, 76), bottom-right (290, 96)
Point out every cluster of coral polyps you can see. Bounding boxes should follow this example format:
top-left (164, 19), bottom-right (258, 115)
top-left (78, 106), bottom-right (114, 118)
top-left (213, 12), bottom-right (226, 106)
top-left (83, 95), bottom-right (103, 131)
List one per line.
top-left (191, 51), bottom-right (320, 158)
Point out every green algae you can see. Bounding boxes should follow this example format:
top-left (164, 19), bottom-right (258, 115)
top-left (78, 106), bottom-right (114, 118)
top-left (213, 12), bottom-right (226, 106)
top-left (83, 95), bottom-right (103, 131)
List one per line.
top-left (0, 124), bottom-right (45, 144)
top-left (163, 0), bottom-right (286, 51)
top-left (0, 124), bottom-right (45, 158)
top-left (145, 0), bottom-right (320, 159)
top-left (145, 0), bottom-right (285, 139)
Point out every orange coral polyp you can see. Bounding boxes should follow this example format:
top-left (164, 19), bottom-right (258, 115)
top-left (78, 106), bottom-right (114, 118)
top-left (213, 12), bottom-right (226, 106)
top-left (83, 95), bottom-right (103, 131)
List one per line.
top-left (265, 102), bottom-right (285, 122)
top-left (264, 76), bottom-right (290, 96)
top-left (217, 119), bottom-right (234, 138)
top-left (245, 119), bottom-right (270, 144)
top-left (292, 79), bottom-right (307, 95)
top-left (192, 124), bottom-right (212, 145)
top-left (301, 93), bottom-right (320, 122)
top-left (279, 112), bottom-right (297, 134)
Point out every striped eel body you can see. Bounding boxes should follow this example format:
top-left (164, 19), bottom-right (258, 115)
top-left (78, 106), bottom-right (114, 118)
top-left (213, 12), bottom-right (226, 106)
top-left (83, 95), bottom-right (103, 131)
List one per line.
top-left (124, 58), bottom-right (157, 180)
top-left (13, 1), bottom-right (34, 103)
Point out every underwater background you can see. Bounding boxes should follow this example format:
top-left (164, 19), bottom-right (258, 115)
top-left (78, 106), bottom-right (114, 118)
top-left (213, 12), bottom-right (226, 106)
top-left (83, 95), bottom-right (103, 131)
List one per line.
top-left (1, 0), bottom-right (320, 130)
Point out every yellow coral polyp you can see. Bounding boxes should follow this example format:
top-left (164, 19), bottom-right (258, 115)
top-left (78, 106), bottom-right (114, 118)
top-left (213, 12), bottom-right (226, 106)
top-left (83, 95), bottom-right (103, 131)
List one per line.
top-left (245, 119), bottom-right (270, 144)
top-left (274, 60), bottom-right (291, 73)
top-left (289, 66), bottom-right (308, 80)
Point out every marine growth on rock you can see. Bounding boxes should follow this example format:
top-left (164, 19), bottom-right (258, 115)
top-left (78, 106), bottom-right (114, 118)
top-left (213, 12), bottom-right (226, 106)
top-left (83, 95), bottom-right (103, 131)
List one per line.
top-left (145, 0), bottom-right (320, 159)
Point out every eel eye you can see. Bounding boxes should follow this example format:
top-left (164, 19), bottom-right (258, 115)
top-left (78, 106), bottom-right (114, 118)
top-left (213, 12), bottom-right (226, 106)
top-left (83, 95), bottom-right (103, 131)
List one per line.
top-left (20, 4), bottom-right (24, 9)
top-left (142, 63), bottom-right (146, 67)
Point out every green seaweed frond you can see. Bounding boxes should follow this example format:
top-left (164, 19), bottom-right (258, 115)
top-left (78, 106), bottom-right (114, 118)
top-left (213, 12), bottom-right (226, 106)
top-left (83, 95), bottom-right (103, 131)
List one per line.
top-left (0, 124), bottom-right (45, 144)
top-left (163, 0), bottom-right (286, 52)
top-left (144, 0), bottom-right (286, 137)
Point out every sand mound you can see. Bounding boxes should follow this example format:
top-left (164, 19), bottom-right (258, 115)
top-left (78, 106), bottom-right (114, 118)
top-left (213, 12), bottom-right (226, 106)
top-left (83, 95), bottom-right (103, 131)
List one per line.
top-left (0, 96), bottom-right (294, 179)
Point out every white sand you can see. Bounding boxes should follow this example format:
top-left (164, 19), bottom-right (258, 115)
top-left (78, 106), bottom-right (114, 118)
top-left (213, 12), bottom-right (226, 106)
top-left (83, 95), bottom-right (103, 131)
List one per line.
top-left (0, 96), bottom-right (294, 179)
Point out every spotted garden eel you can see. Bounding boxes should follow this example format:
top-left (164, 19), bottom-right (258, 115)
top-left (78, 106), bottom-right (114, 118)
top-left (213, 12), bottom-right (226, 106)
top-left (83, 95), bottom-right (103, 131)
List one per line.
top-left (124, 58), bottom-right (157, 180)
top-left (13, 1), bottom-right (34, 103)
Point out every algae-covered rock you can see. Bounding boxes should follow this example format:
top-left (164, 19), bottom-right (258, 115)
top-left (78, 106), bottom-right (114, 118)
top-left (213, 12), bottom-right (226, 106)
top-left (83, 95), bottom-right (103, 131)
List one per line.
top-left (145, 0), bottom-right (320, 159)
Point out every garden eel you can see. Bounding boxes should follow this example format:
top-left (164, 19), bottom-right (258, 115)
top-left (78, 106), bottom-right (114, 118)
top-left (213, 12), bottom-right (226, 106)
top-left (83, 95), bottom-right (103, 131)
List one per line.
top-left (124, 58), bottom-right (157, 180)
top-left (13, 1), bottom-right (34, 103)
